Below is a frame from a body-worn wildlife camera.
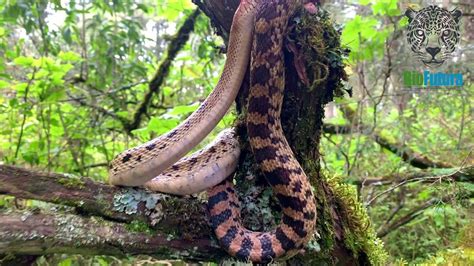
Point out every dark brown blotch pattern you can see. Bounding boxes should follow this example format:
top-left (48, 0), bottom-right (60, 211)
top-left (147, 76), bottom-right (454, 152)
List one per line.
top-left (207, 0), bottom-right (317, 263)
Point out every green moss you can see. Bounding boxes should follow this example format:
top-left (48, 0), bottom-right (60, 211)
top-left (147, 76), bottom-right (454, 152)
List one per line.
top-left (292, 7), bottom-right (348, 101)
top-left (125, 220), bottom-right (154, 235)
top-left (326, 176), bottom-right (389, 265)
top-left (316, 193), bottom-right (337, 258)
top-left (58, 176), bottom-right (86, 189)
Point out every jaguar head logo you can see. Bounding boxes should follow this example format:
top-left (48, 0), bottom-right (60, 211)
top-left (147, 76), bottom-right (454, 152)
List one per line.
top-left (405, 5), bottom-right (462, 67)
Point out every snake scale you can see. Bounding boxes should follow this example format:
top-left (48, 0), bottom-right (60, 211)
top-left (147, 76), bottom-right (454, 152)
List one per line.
top-left (109, 0), bottom-right (317, 262)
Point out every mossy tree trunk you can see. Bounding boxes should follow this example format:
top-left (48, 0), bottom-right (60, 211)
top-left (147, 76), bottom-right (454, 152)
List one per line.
top-left (196, 0), bottom-right (385, 264)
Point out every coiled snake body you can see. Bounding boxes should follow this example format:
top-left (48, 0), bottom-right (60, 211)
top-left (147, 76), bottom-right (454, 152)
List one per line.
top-left (110, 0), bottom-right (317, 262)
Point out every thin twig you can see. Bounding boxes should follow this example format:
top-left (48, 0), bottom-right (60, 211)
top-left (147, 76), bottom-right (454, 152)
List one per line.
top-left (128, 9), bottom-right (201, 131)
top-left (365, 164), bottom-right (473, 206)
top-left (14, 68), bottom-right (38, 160)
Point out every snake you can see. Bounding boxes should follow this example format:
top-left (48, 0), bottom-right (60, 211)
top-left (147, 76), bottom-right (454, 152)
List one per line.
top-left (143, 128), bottom-right (240, 195)
top-left (109, 0), bottom-right (317, 263)
top-left (207, 0), bottom-right (317, 262)
top-left (108, 0), bottom-right (257, 188)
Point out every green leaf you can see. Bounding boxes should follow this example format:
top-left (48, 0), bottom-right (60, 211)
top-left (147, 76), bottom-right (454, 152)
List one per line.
top-left (417, 189), bottom-right (431, 201)
top-left (116, 111), bottom-right (130, 119)
top-left (131, 127), bottom-right (150, 140)
top-left (62, 27), bottom-right (72, 44)
top-left (136, 3), bottom-right (149, 13)
top-left (32, 57), bottom-right (51, 68)
top-left (167, 102), bottom-right (199, 117)
top-left (372, 0), bottom-right (400, 16)
top-left (35, 69), bottom-right (50, 79)
top-left (0, 80), bottom-right (9, 89)
top-left (13, 82), bottom-right (29, 93)
top-left (58, 51), bottom-right (82, 62)
top-left (146, 117), bottom-right (179, 135)
top-left (13, 56), bottom-right (35, 67)
top-left (9, 98), bottom-right (18, 107)
top-left (157, 0), bottom-right (193, 20)
top-left (371, 1), bottom-right (385, 15)
top-left (218, 112), bottom-right (236, 127)
top-left (162, 86), bottom-right (173, 96)
top-left (399, 17), bottom-right (408, 27)
top-left (44, 87), bottom-right (66, 102)
top-left (50, 72), bottom-right (66, 85)
top-left (58, 258), bottom-right (72, 266)
top-left (96, 257), bottom-right (109, 266)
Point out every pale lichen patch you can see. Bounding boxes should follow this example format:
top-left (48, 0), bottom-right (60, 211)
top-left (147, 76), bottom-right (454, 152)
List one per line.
top-left (112, 188), bottom-right (168, 216)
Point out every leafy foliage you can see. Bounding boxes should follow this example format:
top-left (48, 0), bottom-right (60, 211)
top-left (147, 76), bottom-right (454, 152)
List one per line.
top-left (322, 0), bottom-right (472, 263)
top-left (0, 0), bottom-right (228, 180)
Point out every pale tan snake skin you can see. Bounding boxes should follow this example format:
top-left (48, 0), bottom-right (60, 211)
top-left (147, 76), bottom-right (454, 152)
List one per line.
top-left (109, 0), bottom-right (258, 191)
top-left (143, 128), bottom-right (240, 195)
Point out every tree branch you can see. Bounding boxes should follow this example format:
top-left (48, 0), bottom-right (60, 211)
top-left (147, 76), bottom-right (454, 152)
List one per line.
top-left (0, 211), bottom-right (224, 260)
top-left (340, 105), bottom-right (454, 169)
top-left (321, 123), bottom-right (353, 134)
top-left (0, 165), bottom-right (211, 233)
top-left (127, 9), bottom-right (201, 132)
top-left (0, 165), bottom-right (228, 259)
top-left (1, 165), bottom-right (129, 221)
top-left (192, 0), bottom-right (238, 42)
top-left (67, 92), bottom-right (130, 129)
top-left (356, 165), bottom-right (474, 187)
top-left (376, 190), bottom-right (474, 238)
top-left (362, 166), bottom-right (473, 206)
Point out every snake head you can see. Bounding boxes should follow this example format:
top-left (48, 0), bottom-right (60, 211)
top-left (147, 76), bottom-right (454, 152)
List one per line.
top-left (304, 2), bottom-right (318, 14)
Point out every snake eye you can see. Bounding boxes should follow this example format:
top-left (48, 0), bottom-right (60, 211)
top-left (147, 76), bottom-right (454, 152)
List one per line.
top-left (416, 30), bottom-right (424, 36)
top-left (442, 29), bottom-right (451, 36)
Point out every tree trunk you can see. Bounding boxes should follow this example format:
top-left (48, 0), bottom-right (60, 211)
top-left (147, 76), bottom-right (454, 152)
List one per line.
top-left (195, 0), bottom-right (386, 264)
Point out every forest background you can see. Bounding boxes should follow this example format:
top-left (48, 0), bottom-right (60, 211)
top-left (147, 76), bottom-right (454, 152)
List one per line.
top-left (0, 0), bottom-right (472, 264)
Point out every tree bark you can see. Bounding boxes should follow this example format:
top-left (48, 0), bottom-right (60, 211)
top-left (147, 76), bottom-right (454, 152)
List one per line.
top-left (196, 0), bottom-right (380, 264)
top-left (0, 211), bottom-right (224, 260)
top-left (0, 165), bottom-right (225, 260)
top-left (354, 165), bottom-right (473, 187)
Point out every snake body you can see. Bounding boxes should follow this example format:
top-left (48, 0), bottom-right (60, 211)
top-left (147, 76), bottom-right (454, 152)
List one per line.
top-left (110, 0), bottom-right (317, 262)
top-left (144, 128), bottom-right (240, 195)
top-left (207, 0), bottom-right (316, 262)
top-left (109, 0), bottom-right (257, 188)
